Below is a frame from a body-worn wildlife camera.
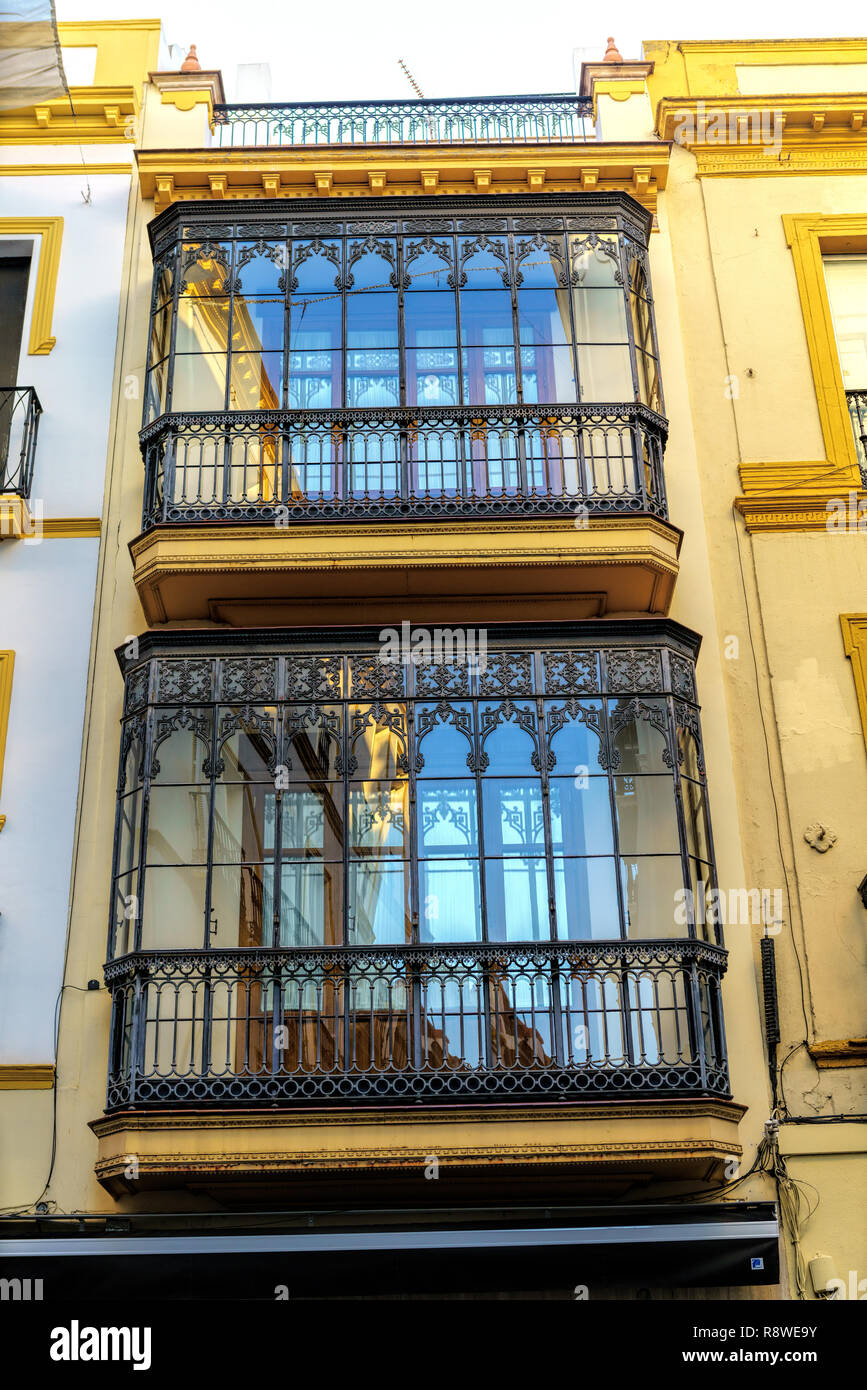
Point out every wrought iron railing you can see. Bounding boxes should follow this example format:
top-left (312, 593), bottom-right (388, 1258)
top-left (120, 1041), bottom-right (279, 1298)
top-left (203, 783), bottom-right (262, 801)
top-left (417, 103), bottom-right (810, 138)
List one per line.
top-left (212, 94), bottom-right (595, 148)
top-left (140, 403), bottom-right (668, 528)
top-left (104, 941), bottom-right (728, 1109)
top-left (846, 390), bottom-right (867, 484)
top-left (0, 386), bottom-right (42, 498)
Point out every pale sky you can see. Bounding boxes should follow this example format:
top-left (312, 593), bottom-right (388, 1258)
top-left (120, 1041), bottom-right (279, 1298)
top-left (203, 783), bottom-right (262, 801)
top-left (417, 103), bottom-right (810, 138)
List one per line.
top-left (56, 0), bottom-right (867, 102)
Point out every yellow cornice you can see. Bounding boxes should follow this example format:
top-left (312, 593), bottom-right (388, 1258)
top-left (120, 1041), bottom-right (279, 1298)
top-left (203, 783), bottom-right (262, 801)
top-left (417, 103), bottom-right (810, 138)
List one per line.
top-left (656, 95), bottom-right (867, 176)
top-left (0, 163), bottom-right (131, 176)
top-left (42, 517), bottom-right (102, 538)
top-left (0, 218), bottom-right (62, 354)
top-left (841, 616), bottom-right (867, 758)
top-left (136, 143), bottom-right (670, 217)
top-left (645, 38), bottom-right (867, 110)
top-left (0, 1063), bottom-right (55, 1089)
top-left (0, 86), bottom-right (138, 145)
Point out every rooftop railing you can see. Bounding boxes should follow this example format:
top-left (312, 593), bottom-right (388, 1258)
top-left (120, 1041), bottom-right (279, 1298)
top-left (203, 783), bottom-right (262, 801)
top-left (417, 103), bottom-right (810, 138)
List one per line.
top-left (212, 94), bottom-right (595, 148)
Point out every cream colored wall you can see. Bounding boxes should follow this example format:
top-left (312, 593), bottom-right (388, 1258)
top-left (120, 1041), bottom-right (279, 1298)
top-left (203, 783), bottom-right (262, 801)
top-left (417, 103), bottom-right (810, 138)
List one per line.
top-left (658, 142), bottom-right (867, 1295)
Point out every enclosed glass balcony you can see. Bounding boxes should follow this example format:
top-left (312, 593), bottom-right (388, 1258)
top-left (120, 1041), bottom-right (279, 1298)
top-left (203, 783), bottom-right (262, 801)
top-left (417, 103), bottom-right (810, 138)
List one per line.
top-left (104, 625), bottom-right (729, 1110)
top-left (140, 196), bottom-right (668, 529)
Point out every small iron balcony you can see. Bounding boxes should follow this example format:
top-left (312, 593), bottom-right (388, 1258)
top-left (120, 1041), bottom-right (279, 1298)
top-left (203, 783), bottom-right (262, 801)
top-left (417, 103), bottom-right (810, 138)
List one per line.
top-left (140, 403), bottom-right (668, 528)
top-left (846, 389), bottom-right (867, 484)
top-left (105, 940), bottom-right (729, 1110)
top-left (211, 94), bottom-right (595, 148)
top-left (0, 386), bottom-right (42, 500)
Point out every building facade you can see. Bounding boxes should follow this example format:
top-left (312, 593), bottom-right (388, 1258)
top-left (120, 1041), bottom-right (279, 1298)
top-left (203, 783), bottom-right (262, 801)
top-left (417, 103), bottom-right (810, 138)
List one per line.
top-left (0, 26), bottom-right (865, 1300)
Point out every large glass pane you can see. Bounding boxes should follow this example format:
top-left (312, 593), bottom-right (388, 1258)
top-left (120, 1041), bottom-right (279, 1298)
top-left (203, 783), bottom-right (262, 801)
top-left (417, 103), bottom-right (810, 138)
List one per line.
top-left (406, 349), bottom-right (460, 406)
top-left (461, 347), bottom-right (517, 404)
top-left (549, 777), bottom-right (614, 855)
top-left (485, 857), bottom-right (550, 941)
top-left (181, 244), bottom-right (230, 296)
top-left (279, 861), bottom-right (343, 946)
top-left (569, 235), bottom-right (622, 288)
top-left (145, 358), bottom-right (168, 421)
top-left (553, 857), bottom-right (621, 940)
top-left (479, 712), bottom-right (537, 774)
top-left (210, 862), bottom-right (267, 947)
top-left (349, 708), bottom-right (407, 779)
top-left (416, 706), bottom-right (475, 775)
top-left (231, 295), bottom-right (284, 354)
top-left (520, 345), bottom-right (577, 403)
top-left (145, 784), bottom-right (209, 865)
top-left (614, 775), bottom-right (680, 855)
top-left (572, 287), bottom-right (629, 343)
top-left (345, 351), bottom-right (399, 407)
top-left (219, 714), bottom-right (277, 780)
top-left (545, 700), bottom-right (605, 771)
top-left (349, 860), bottom-right (410, 945)
top-left (116, 789), bottom-right (143, 877)
top-left (176, 297), bottom-right (230, 354)
top-left (289, 295), bottom-right (342, 349)
top-left (404, 291), bottom-right (458, 347)
top-left (151, 714), bottom-right (212, 784)
top-left (620, 857), bottom-right (686, 938)
top-left (612, 703), bottom-right (669, 772)
top-left (292, 240), bottom-right (341, 292)
top-left (171, 353), bottom-right (227, 412)
top-left (459, 290), bottom-right (514, 345)
top-left (419, 860), bottom-right (482, 942)
top-left (576, 344), bottom-right (633, 401)
top-left (346, 293), bottom-right (398, 348)
top-left (418, 781), bottom-right (479, 855)
top-left (212, 783), bottom-right (272, 863)
top-left (482, 780), bottom-right (545, 855)
top-left (140, 865), bottom-right (207, 948)
top-left (288, 350), bottom-right (341, 408)
top-left (517, 288), bottom-right (571, 345)
top-left (281, 783), bottom-right (343, 853)
top-left (228, 351), bottom-right (283, 409)
top-left (236, 241), bottom-right (285, 295)
top-left (681, 777), bottom-right (712, 863)
top-left (349, 781), bottom-right (408, 854)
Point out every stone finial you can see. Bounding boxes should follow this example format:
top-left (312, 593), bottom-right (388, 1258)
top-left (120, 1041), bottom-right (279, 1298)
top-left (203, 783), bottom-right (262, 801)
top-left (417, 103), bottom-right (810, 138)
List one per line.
top-left (603, 36), bottom-right (623, 64)
top-left (180, 45), bottom-right (201, 73)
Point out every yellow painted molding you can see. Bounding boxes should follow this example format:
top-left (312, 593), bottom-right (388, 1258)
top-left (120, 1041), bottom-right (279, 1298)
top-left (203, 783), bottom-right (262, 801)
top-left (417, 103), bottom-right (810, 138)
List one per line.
top-left (0, 163), bottom-right (131, 176)
top-left (841, 615), bottom-right (867, 757)
top-left (0, 1063), bottom-right (55, 1089)
top-left (0, 217), bottom-right (63, 354)
top-left (783, 213), bottom-right (866, 484)
top-left (807, 1038), bottom-right (867, 1069)
top-left (0, 86), bottom-right (138, 145)
top-left (0, 650), bottom-right (14, 832)
top-left (136, 144), bottom-right (670, 218)
top-left (0, 1061), bottom-right (54, 1084)
top-left (734, 211), bottom-right (867, 528)
top-left (41, 517), bottom-right (102, 539)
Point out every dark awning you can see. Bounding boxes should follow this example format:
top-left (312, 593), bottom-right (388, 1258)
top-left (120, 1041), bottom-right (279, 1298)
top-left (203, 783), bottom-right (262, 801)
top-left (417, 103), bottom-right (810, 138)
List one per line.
top-left (0, 1202), bottom-right (779, 1298)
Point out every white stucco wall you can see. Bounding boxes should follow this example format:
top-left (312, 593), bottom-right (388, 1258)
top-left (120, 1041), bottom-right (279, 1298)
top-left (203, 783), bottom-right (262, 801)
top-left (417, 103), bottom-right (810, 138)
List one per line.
top-left (0, 160), bottom-right (132, 1060)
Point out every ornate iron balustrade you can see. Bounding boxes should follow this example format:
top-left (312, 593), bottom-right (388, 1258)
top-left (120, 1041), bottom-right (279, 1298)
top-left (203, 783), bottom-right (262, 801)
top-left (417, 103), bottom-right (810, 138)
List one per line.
top-left (0, 386), bottom-right (42, 498)
top-left (846, 390), bottom-right (867, 484)
top-left (212, 95), bottom-right (595, 148)
top-left (104, 940), bottom-right (729, 1109)
top-left (140, 403), bottom-right (668, 527)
